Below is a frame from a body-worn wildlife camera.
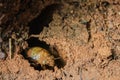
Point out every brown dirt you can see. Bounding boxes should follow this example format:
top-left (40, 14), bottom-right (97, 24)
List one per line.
top-left (0, 0), bottom-right (120, 80)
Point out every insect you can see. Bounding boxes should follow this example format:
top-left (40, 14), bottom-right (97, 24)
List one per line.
top-left (27, 47), bottom-right (55, 68)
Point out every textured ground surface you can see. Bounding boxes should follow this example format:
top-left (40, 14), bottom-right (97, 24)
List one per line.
top-left (0, 0), bottom-right (120, 80)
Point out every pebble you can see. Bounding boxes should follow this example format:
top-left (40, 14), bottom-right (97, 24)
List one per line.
top-left (0, 51), bottom-right (6, 60)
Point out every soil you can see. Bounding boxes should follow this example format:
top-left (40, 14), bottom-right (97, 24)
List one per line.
top-left (0, 0), bottom-right (120, 80)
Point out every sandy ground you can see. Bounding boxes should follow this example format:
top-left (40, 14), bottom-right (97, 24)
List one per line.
top-left (0, 0), bottom-right (120, 80)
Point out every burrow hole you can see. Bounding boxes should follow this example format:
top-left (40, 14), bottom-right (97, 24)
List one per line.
top-left (21, 4), bottom-right (66, 71)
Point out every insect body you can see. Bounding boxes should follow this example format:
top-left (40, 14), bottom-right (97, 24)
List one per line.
top-left (27, 47), bottom-right (55, 68)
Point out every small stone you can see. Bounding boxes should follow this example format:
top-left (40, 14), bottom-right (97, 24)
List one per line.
top-left (0, 51), bottom-right (6, 60)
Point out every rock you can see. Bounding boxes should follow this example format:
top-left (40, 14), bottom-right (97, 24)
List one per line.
top-left (0, 51), bottom-right (6, 60)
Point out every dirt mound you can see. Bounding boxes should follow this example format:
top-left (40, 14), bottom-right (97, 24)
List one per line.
top-left (0, 0), bottom-right (120, 80)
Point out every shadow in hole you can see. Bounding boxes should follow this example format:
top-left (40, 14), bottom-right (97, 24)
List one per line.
top-left (50, 47), bottom-right (66, 68)
top-left (27, 37), bottom-right (50, 49)
top-left (28, 4), bottom-right (62, 35)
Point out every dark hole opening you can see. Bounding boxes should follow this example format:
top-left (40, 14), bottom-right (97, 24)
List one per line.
top-left (21, 4), bottom-right (65, 71)
top-left (21, 37), bottom-right (66, 70)
top-left (28, 3), bottom-right (62, 35)
top-left (51, 47), bottom-right (66, 69)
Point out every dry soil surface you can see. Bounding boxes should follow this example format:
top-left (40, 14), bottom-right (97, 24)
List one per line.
top-left (0, 0), bottom-right (120, 80)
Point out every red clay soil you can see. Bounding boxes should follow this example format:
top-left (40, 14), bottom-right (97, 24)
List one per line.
top-left (0, 0), bottom-right (120, 80)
